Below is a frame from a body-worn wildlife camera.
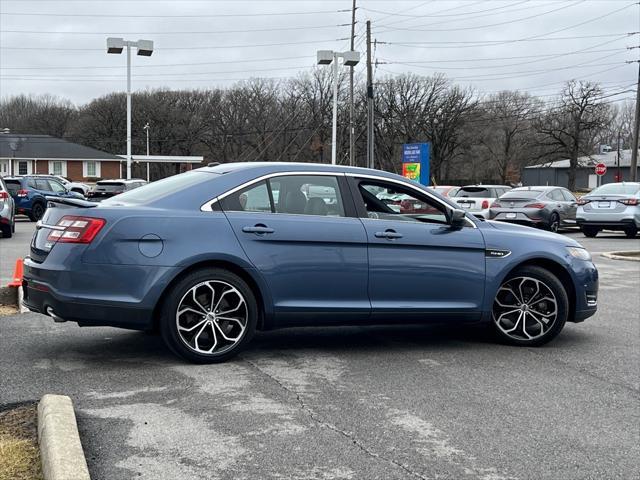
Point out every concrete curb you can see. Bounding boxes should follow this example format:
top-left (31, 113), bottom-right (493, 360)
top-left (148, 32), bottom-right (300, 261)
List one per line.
top-left (38, 394), bottom-right (91, 480)
top-left (601, 251), bottom-right (640, 262)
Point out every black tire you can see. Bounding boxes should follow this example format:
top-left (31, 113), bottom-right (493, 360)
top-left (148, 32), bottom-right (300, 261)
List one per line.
top-left (492, 265), bottom-right (569, 347)
top-left (624, 225), bottom-right (638, 238)
top-left (581, 226), bottom-right (599, 238)
top-left (1, 224), bottom-right (11, 238)
top-left (29, 202), bottom-right (45, 222)
top-left (546, 213), bottom-right (560, 233)
top-left (160, 268), bottom-right (258, 363)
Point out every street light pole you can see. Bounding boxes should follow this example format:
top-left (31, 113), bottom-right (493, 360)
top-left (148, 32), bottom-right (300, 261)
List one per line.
top-left (143, 122), bottom-right (150, 182)
top-left (126, 44), bottom-right (132, 180)
top-left (331, 52), bottom-right (339, 166)
top-left (107, 37), bottom-right (154, 180)
top-left (317, 49), bottom-right (360, 166)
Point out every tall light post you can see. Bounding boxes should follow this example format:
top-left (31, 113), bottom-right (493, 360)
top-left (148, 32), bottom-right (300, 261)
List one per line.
top-left (143, 122), bottom-right (150, 181)
top-left (106, 37), bottom-right (154, 180)
top-left (317, 50), bottom-right (360, 165)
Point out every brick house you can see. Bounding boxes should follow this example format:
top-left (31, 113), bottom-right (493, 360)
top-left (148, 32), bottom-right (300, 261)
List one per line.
top-left (0, 134), bottom-right (123, 181)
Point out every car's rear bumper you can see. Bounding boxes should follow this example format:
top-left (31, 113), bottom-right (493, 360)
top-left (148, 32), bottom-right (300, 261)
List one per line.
top-left (22, 277), bottom-right (153, 329)
top-left (22, 256), bottom-right (179, 330)
top-left (576, 218), bottom-right (638, 230)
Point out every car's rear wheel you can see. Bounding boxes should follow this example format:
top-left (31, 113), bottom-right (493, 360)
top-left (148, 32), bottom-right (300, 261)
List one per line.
top-left (160, 268), bottom-right (257, 363)
top-left (546, 213), bottom-right (560, 232)
top-left (581, 226), bottom-right (599, 238)
top-left (1, 224), bottom-right (11, 238)
top-left (492, 266), bottom-right (568, 347)
top-left (29, 202), bottom-right (45, 222)
top-left (624, 225), bottom-right (638, 238)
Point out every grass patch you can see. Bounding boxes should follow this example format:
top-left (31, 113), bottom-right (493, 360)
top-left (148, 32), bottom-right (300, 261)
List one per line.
top-left (0, 402), bottom-right (43, 480)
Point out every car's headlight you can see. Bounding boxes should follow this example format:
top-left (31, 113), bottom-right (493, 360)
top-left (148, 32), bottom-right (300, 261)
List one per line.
top-left (567, 247), bottom-right (591, 261)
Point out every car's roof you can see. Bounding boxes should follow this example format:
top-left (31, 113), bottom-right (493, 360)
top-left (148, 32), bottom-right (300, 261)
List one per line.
top-left (459, 184), bottom-right (511, 188)
top-left (511, 186), bottom-right (557, 191)
top-left (200, 161), bottom-right (402, 176)
top-left (98, 178), bottom-right (146, 183)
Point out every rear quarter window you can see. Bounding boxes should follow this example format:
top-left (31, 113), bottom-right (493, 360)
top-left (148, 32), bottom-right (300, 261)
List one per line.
top-left (5, 180), bottom-right (21, 195)
top-left (102, 171), bottom-right (216, 205)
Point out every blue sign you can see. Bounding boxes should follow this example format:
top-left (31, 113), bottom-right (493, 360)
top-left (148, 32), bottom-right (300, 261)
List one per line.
top-left (401, 143), bottom-right (430, 186)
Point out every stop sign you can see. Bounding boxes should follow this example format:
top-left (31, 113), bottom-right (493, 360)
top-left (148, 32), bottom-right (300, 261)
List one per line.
top-left (595, 163), bottom-right (607, 176)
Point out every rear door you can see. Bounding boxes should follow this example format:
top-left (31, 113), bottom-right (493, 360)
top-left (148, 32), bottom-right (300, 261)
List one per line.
top-left (350, 177), bottom-right (486, 322)
top-left (561, 189), bottom-right (578, 223)
top-left (548, 189), bottom-right (570, 222)
top-left (220, 173), bottom-right (370, 324)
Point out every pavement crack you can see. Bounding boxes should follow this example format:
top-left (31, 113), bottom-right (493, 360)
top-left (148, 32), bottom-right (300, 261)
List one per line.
top-left (242, 357), bottom-right (429, 480)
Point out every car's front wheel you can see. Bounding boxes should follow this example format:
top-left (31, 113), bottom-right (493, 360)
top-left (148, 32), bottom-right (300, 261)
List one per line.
top-left (160, 268), bottom-right (258, 363)
top-left (492, 266), bottom-right (568, 347)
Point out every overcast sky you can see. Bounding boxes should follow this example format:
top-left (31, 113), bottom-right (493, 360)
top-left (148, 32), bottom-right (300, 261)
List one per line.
top-left (0, 0), bottom-right (637, 105)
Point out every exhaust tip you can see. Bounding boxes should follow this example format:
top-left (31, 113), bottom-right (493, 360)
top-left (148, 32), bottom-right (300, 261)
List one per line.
top-left (46, 306), bottom-right (67, 323)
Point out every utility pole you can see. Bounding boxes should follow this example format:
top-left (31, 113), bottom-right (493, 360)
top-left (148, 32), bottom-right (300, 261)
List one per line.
top-left (617, 131), bottom-right (621, 182)
top-left (348, 0), bottom-right (357, 167)
top-left (631, 60), bottom-right (640, 182)
top-left (366, 20), bottom-right (374, 170)
top-left (144, 122), bottom-right (150, 182)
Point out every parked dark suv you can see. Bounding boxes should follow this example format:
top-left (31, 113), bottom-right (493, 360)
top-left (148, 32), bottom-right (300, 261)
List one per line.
top-left (88, 179), bottom-right (147, 201)
top-left (4, 175), bottom-right (84, 221)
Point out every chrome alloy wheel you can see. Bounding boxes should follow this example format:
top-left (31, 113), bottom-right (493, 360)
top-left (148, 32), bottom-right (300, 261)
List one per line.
top-left (492, 276), bottom-right (558, 341)
top-left (175, 280), bottom-right (248, 355)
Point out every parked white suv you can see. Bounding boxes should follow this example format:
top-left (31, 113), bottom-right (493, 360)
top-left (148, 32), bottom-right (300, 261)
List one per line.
top-left (452, 185), bottom-right (512, 219)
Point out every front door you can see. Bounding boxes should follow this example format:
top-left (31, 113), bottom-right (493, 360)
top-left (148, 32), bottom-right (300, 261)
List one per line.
top-left (350, 177), bottom-right (486, 322)
top-left (220, 173), bottom-right (369, 325)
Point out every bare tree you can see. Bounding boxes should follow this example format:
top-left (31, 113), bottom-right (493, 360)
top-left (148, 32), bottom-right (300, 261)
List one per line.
top-left (536, 80), bottom-right (612, 191)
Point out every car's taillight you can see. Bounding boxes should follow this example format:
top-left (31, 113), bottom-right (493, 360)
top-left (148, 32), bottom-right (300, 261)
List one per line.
top-left (491, 201), bottom-right (501, 208)
top-left (0, 191), bottom-right (8, 199)
top-left (16, 189), bottom-right (28, 198)
top-left (46, 215), bottom-right (105, 243)
top-left (618, 198), bottom-right (638, 206)
top-left (577, 199), bottom-right (590, 205)
top-left (524, 203), bottom-right (546, 209)
top-left (481, 200), bottom-right (489, 209)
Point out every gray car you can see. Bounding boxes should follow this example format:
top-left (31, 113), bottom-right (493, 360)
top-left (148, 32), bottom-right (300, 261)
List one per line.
top-left (0, 176), bottom-right (16, 238)
top-left (576, 182), bottom-right (640, 238)
top-left (489, 186), bottom-right (578, 232)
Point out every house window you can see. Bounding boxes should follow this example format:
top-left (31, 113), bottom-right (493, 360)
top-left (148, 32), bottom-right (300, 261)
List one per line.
top-left (83, 161), bottom-right (101, 178)
top-left (18, 161), bottom-right (28, 175)
top-left (48, 161), bottom-right (66, 177)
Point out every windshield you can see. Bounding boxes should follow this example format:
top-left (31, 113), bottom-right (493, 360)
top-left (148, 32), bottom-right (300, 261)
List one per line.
top-left (590, 183), bottom-right (640, 195)
top-left (102, 170), bottom-right (216, 205)
top-left (454, 187), bottom-right (490, 197)
top-left (97, 181), bottom-right (125, 187)
top-left (500, 190), bottom-right (542, 199)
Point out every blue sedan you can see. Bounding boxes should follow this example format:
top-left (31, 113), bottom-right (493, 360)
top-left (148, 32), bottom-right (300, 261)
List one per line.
top-left (23, 163), bottom-right (598, 363)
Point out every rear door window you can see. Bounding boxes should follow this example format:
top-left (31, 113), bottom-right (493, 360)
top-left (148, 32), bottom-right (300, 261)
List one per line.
top-left (35, 179), bottom-right (51, 191)
top-left (561, 190), bottom-right (576, 202)
top-left (220, 181), bottom-right (272, 213)
top-left (548, 190), bottom-right (565, 201)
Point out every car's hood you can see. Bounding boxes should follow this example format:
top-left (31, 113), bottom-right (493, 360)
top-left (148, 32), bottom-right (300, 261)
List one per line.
top-left (484, 220), bottom-right (582, 247)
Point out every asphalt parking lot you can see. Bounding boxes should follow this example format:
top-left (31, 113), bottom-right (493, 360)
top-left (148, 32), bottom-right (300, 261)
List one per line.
top-left (0, 220), bottom-right (639, 479)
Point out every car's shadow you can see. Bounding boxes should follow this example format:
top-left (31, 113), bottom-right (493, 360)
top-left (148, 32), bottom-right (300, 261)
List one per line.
top-left (41, 322), bottom-right (593, 366)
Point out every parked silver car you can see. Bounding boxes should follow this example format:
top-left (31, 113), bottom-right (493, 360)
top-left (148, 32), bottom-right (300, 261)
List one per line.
top-left (490, 186), bottom-right (578, 232)
top-left (0, 176), bottom-right (16, 238)
top-left (576, 182), bottom-right (640, 238)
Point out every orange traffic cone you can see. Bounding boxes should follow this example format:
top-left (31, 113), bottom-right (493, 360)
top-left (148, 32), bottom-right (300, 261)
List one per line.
top-left (7, 258), bottom-right (24, 287)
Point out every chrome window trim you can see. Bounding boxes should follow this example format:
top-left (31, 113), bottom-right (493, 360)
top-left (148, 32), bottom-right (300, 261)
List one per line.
top-left (200, 171), bottom-right (346, 212)
top-left (345, 172), bottom-right (477, 228)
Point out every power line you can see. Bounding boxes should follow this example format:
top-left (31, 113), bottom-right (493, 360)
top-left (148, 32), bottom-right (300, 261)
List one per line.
top-left (0, 8), bottom-right (351, 18)
top-left (0, 24), bottom-right (348, 36)
top-left (0, 38), bottom-right (351, 52)
top-left (376, 0), bottom-right (587, 33)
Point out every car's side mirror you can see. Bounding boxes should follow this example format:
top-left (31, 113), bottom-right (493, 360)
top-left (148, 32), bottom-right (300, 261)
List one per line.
top-left (449, 208), bottom-right (467, 228)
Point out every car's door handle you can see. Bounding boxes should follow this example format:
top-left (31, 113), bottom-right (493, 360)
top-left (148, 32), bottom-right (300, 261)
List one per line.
top-left (375, 229), bottom-right (403, 239)
top-left (242, 225), bottom-right (274, 234)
